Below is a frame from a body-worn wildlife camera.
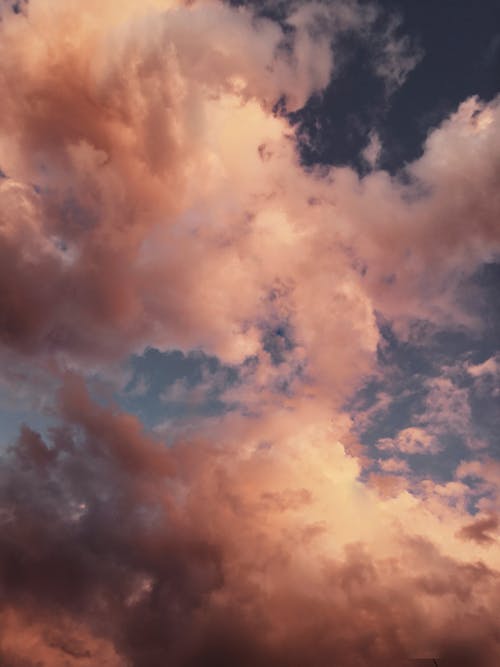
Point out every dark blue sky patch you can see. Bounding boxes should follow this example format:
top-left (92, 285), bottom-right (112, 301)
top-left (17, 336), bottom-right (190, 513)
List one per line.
top-left (289, 61), bottom-right (387, 174)
top-left (120, 348), bottom-right (239, 428)
top-left (357, 390), bottom-right (425, 446)
top-left (372, 1), bottom-right (499, 172)
top-left (230, 0), bottom-right (500, 175)
top-left (6, 0), bottom-right (28, 16)
top-left (125, 348), bottom-right (231, 395)
top-left (261, 321), bottom-right (295, 365)
top-left (60, 194), bottom-right (100, 233)
top-left (376, 319), bottom-right (435, 377)
top-left (236, 0), bottom-right (500, 173)
top-left (470, 263), bottom-right (500, 350)
top-left (404, 434), bottom-right (471, 480)
top-left (379, 0), bottom-right (500, 160)
top-left (350, 300), bottom-right (500, 481)
top-left (286, 7), bottom-right (417, 173)
top-left (470, 396), bottom-right (500, 457)
top-left (0, 407), bottom-right (53, 449)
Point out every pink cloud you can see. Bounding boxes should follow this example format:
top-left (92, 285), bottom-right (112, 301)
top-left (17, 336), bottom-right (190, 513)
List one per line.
top-left (377, 427), bottom-right (439, 454)
top-left (457, 514), bottom-right (499, 545)
top-left (0, 383), bottom-right (499, 665)
top-left (0, 1), bottom-right (500, 665)
top-left (378, 457), bottom-right (410, 474)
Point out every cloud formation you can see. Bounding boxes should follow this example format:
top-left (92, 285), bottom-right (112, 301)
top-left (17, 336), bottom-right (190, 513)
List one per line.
top-left (2, 0), bottom-right (498, 373)
top-left (2, 379), bottom-right (500, 666)
top-left (1, 0), bottom-right (500, 665)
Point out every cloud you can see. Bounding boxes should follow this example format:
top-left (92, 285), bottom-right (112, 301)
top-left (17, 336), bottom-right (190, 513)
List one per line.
top-left (377, 427), bottom-right (439, 454)
top-left (455, 458), bottom-right (500, 515)
top-left (419, 377), bottom-right (475, 443)
top-left (378, 457), bottom-right (410, 474)
top-left (0, 0), bottom-right (342, 363)
top-left (0, 0), bottom-right (498, 378)
top-left (467, 355), bottom-right (499, 378)
top-left (371, 12), bottom-right (423, 92)
top-left (1, 380), bottom-right (500, 666)
top-left (0, 0), bottom-right (500, 665)
top-left (467, 354), bottom-right (500, 398)
top-left (362, 130), bottom-right (382, 168)
top-left (457, 514), bottom-right (498, 545)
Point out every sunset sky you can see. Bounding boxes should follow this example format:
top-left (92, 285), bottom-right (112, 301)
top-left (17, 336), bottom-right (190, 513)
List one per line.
top-left (1, 0), bottom-right (500, 665)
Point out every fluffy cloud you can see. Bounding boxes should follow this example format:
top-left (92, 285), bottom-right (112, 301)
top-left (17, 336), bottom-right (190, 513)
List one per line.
top-left (1, 0), bottom-right (499, 376)
top-left (1, 0), bottom-right (500, 665)
top-left (1, 379), bottom-right (500, 666)
top-left (377, 427), bottom-right (439, 454)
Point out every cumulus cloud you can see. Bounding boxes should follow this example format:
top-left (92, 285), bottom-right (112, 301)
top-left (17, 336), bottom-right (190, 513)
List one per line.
top-left (1, 379), bottom-right (500, 666)
top-left (0, 0), bottom-right (500, 665)
top-left (1, 0), bottom-right (499, 374)
top-left (467, 356), bottom-right (500, 378)
top-left (466, 354), bottom-right (500, 398)
top-left (377, 427), bottom-right (439, 454)
top-left (378, 457), bottom-right (410, 474)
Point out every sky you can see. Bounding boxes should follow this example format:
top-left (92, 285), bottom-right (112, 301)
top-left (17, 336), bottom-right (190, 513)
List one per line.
top-left (0, 0), bottom-right (499, 665)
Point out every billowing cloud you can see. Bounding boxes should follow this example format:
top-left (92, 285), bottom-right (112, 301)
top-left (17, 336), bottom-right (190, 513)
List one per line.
top-left (1, 380), bottom-right (500, 666)
top-left (0, 0), bottom-right (500, 665)
top-left (1, 0), bottom-right (498, 374)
